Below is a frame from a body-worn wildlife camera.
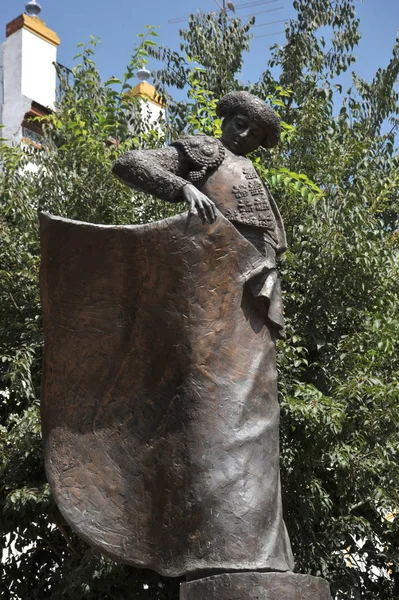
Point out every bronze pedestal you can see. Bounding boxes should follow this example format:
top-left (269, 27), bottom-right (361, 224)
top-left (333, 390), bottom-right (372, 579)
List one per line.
top-left (181, 572), bottom-right (331, 600)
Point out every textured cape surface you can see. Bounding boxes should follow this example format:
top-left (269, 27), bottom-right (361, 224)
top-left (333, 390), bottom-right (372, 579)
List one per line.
top-left (40, 211), bottom-right (294, 577)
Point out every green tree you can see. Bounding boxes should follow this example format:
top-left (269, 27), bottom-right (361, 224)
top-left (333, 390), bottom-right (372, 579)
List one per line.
top-left (257, 2), bottom-right (399, 597)
top-left (1, 2), bottom-right (398, 598)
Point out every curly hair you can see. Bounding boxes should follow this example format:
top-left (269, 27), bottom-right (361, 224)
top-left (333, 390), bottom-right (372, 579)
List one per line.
top-left (216, 91), bottom-right (281, 149)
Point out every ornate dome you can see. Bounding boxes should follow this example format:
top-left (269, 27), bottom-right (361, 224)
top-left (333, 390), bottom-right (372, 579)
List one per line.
top-left (25, 1), bottom-right (42, 17)
top-left (137, 68), bottom-right (151, 82)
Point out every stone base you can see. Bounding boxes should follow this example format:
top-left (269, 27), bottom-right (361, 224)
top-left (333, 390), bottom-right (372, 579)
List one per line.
top-left (180, 572), bottom-right (331, 599)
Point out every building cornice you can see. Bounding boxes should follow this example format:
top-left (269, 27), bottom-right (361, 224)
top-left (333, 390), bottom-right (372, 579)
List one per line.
top-left (6, 14), bottom-right (60, 47)
top-left (129, 81), bottom-right (166, 108)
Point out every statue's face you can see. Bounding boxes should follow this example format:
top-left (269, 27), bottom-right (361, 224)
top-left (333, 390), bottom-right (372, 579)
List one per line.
top-left (221, 113), bottom-right (264, 155)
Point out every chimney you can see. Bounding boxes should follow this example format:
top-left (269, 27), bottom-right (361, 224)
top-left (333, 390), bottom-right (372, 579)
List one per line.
top-left (129, 68), bottom-right (166, 127)
top-left (0, 2), bottom-right (60, 144)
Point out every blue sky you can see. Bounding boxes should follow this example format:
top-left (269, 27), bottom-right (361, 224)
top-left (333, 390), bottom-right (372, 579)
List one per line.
top-left (1, 0), bottom-right (398, 91)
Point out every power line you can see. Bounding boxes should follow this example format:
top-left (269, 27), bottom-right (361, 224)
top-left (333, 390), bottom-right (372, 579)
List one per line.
top-left (168, 0), bottom-right (286, 42)
top-left (213, 0), bottom-right (280, 10)
top-left (252, 18), bottom-right (286, 28)
top-left (168, 15), bottom-right (194, 24)
top-left (234, 0), bottom-right (279, 9)
top-left (254, 29), bottom-right (285, 38)
top-left (240, 6), bottom-right (283, 18)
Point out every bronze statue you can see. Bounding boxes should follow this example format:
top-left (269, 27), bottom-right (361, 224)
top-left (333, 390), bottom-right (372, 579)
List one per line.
top-left (113, 91), bottom-right (287, 336)
top-left (40, 91), bottom-right (331, 598)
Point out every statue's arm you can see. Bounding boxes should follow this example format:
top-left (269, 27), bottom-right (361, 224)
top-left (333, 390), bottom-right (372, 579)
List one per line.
top-left (112, 146), bottom-right (216, 222)
top-left (112, 146), bottom-right (189, 203)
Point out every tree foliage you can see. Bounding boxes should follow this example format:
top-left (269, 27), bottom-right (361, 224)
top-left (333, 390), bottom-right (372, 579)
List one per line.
top-left (1, 1), bottom-right (398, 598)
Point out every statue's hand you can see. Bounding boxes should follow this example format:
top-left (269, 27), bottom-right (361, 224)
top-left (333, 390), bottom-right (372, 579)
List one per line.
top-left (182, 184), bottom-right (217, 223)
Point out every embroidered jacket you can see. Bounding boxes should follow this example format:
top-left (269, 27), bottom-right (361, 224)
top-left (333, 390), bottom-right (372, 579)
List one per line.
top-left (112, 135), bottom-right (287, 255)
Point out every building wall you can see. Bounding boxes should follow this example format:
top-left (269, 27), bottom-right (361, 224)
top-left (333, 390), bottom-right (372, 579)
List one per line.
top-left (0, 22), bottom-right (57, 145)
top-left (20, 27), bottom-right (57, 109)
top-left (138, 97), bottom-right (164, 126)
top-left (0, 42), bottom-right (4, 109)
top-left (1, 31), bottom-right (31, 144)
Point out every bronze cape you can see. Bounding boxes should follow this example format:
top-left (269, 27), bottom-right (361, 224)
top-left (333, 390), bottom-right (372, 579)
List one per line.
top-left (40, 211), bottom-right (294, 577)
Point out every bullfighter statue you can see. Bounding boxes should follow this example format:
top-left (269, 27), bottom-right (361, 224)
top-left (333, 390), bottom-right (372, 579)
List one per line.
top-left (40, 91), bottom-right (331, 599)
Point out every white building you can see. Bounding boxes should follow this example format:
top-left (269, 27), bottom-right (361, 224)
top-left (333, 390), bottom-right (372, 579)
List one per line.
top-left (0, 2), bottom-right (59, 146)
top-left (0, 2), bottom-right (164, 147)
top-left (129, 68), bottom-right (166, 129)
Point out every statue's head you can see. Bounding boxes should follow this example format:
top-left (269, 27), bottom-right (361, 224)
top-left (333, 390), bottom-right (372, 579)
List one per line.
top-left (217, 91), bottom-right (280, 156)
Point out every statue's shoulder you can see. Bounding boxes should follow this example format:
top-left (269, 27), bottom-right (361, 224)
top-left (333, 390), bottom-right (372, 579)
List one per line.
top-left (171, 135), bottom-right (225, 182)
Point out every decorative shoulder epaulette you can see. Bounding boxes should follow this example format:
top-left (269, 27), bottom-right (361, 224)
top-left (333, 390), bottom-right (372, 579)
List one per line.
top-left (172, 135), bottom-right (225, 182)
